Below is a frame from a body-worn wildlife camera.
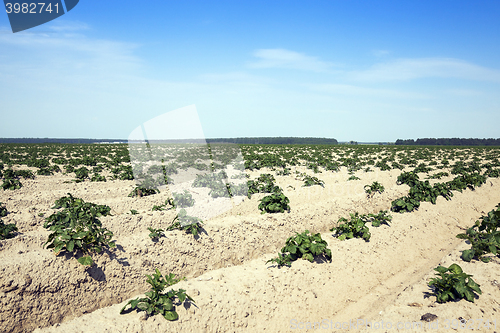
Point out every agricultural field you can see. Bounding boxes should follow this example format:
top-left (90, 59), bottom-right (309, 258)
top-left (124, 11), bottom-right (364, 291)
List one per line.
top-left (1, 143), bottom-right (500, 332)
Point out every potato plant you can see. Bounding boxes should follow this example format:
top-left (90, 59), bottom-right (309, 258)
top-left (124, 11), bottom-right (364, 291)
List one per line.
top-left (172, 191), bottom-right (195, 208)
top-left (364, 181), bottom-right (385, 197)
top-left (266, 230), bottom-right (332, 267)
top-left (0, 219), bottom-right (17, 240)
top-left (43, 194), bottom-right (115, 266)
top-left (120, 268), bottom-right (195, 321)
top-left (167, 209), bottom-right (203, 236)
top-left (258, 192), bottom-right (290, 214)
top-left (0, 202), bottom-right (6, 218)
top-left (148, 227), bottom-right (165, 240)
top-left (129, 186), bottom-right (159, 198)
top-left (428, 264), bottom-right (481, 303)
top-left (331, 211), bottom-right (391, 241)
top-left (456, 204), bottom-right (500, 263)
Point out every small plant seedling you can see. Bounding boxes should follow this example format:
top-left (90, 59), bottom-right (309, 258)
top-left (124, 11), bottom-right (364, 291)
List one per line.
top-left (130, 209), bottom-right (139, 215)
top-left (167, 209), bottom-right (203, 236)
top-left (0, 202), bottom-right (7, 217)
top-left (258, 192), bottom-right (290, 214)
top-left (364, 181), bottom-right (385, 197)
top-left (428, 263), bottom-right (481, 303)
top-left (301, 174), bottom-right (325, 187)
top-left (347, 175), bottom-right (360, 181)
top-left (152, 198), bottom-right (176, 211)
top-left (120, 268), bottom-right (195, 321)
top-left (129, 186), bottom-right (159, 198)
top-left (148, 227), bottom-right (165, 240)
top-left (266, 230), bottom-right (332, 267)
top-left (0, 219), bottom-right (18, 240)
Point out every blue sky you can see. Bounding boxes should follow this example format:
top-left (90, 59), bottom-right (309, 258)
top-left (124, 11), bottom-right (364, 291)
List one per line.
top-left (1, 1), bottom-right (500, 142)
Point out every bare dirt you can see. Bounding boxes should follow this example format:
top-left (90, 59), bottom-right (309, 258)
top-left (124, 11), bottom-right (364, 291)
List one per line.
top-left (1, 166), bottom-right (499, 333)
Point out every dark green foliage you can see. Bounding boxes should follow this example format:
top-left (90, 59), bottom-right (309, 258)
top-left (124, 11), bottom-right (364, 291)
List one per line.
top-left (15, 169), bottom-right (35, 179)
top-left (247, 173), bottom-right (281, 198)
top-left (2, 178), bottom-right (22, 190)
top-left (172, 191), bottom-right (195, 208)
top-left (414, 163), bottom-right (433, 173)
top-left (0, 220), bottom-right (17, 240)
top-left (266, 230), bottom-right (332, 267)
top-left (347, 175), bottom-right (360, 181)
top-left (391, 196), bottom-right (421, 213)
top-left (90, 173), bottom-right (106, 182)
top-left (397, 171), bottom-right (420, 187)
top-left (456, 204), bottom-right (500, 263)
top-left (258, 192), bottom-right (290, 214)
top-left (296, 172), bottom-right (324, 187)
top-left (129, 186), bottom-right (159, 197)
top-left (429, 264), bottom-right (481, 303)
top-left (0, 202), bottom-right (7, 217)
top-left (167, 209), bottom-right (203, 236)
top-left (120, 268), bottom-right (194, 321)
top-left (44, 193), bottom-right (115, 266)
top-left (74, 166), bottom-right (89, 182)
top-left (426, 172), bottom-right (449, 179)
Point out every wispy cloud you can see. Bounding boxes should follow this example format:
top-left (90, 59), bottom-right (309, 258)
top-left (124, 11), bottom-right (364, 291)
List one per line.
top-left (372, 49), bottom-right (390, 57)
top-left (309, 83), bottom-right (428, 99)
top-left (247, 48), bottom-right (337, 72)
top-left (348, 58), bottom-right (500, 82)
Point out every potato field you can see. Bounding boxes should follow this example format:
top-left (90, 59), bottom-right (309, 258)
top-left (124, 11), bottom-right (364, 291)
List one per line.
top-left (1, 143), bottom-right (500, 332)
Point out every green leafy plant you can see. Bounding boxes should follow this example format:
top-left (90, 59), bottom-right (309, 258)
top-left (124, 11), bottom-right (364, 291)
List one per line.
top-left (43, 193), bottom-right (115, 266)
top-left (258, 192), bottom-right (290, 214)
top-left (428, 263), bottom-right (481, 303)
top-left (331, 212), bottom-right (371, 241)
top-left (74, 166), bottom-right (90, 182)
top-left (90, 173), bottom-right (106, 182)
top-left (266, 230), bottom-right (332, 267)
top-left (172, 190), bottom-right (195, 208)
top-left (330, 211), bottom-right (391, 241)
top-left (130, 209), bottom-right (139, 215)
top-left (300, 173), bottom-right (325, 187)
top-left (391, 195), bottom-right (421, 213)
top-left (120, 268), bottom-right (194, 321)
top-left (456, 204), bottom-right (500, 263)
top-left (1, 178), bottom-right (22, 190)
top-left (364, 181), bottom-right (385, 197)
top-left (152, 198), bottom-right (176, 211)
top-left (0, 219), bottom-right (17, 240)
top-left (0, 202), bottom-right (7, 217)
top-left (148, 227), bottom-right (165, 240)
top-left (129, 186), bottom-right (159, 197)
top-left (347, 175), bottom-right (360, 181)
top-left (167, 209), bottom-right (203, 236)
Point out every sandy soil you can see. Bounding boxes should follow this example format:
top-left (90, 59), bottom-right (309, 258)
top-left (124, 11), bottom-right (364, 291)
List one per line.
top-left (1, 166), bottom-right (499, 333)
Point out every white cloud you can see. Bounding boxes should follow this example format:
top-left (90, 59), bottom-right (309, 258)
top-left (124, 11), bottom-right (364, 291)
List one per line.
top-left (247, 48), bottom-right (337, 72)
top-left (348, 58), bottom-right (500, 82)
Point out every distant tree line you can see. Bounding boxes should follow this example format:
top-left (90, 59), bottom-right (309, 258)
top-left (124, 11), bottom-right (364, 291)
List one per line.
top-left (0, 138), bottom-right (127, 144)
top-left (395, 138), bottom-right (500, 146)
top-left (206, 137), bottom-right (338, 145)
top-left (0, 137), bottom-right (338, 145)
